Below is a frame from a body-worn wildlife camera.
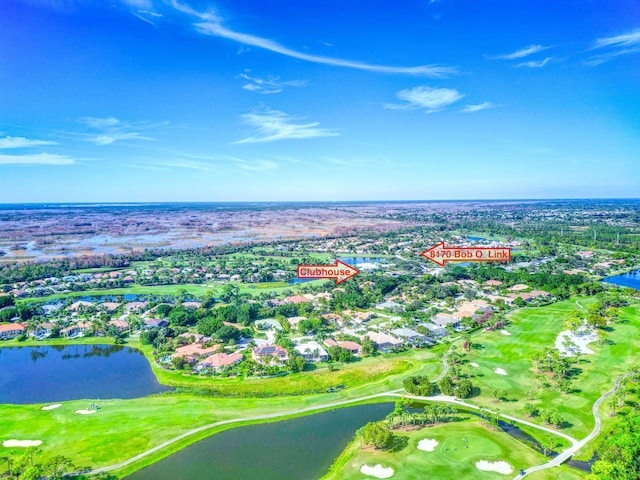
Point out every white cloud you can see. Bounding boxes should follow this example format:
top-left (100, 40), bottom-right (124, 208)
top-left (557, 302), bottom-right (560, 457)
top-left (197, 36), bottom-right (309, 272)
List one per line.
top-left (121, 0), bottom-right (152, 9)
top-left (516, 56), bottom-right (553, 68)
top-left (79, 117), bottom-right (158, 145)
top-left (81, 117), bottom-right (121, 129)
top-left (236, 109), bottom-right (338, 143)
top-left (145, 159), bottom-right (215, 171)
top-left (139, 9), bottom-right (162, 17)
top-left (386, 86), bottom-right (464, 112)
top-left (0, 153), bottom-right (74, 165)
top-left (0, 136), bottom-right (57, 149)
top-left (233, 158), bottom-right (279, 171)
top-left (92, 132), bottom-right (154, 145)
top-left (461, 102), bottom-right (493, 113)
top-left (489, 44), bottom-right (549, 60)
top-left (239, 73), bottom-right (307, 94)
top-left (171, 0), bottom-right (455, 77)
top-left (585, 47), bottom-right (640, 66)
top-left (593, 29), bottom-right (640, 49)
top-left (586, 28), bottom-right (640, 65)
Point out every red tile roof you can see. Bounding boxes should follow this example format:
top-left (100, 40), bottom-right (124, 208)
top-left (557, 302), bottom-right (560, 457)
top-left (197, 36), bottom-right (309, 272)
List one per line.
top-left (0, 323), bottom-right (25, 333)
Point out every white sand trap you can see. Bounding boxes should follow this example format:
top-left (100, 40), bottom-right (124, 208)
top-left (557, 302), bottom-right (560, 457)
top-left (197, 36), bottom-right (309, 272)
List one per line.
top-left (417, 438), bottom-right (439, 452)
top-left (360, 464), bottom-right (394, 478)
top-left (3, 440), bottom-right (43, 447)
top-left (470, 362), bottom-right (479, 367)
top-left (555, 328), bottom-right (597, 356)
top-left (41, 404), bottom-right (62, 411)
top-left (500, 329), bottom-right (511, 336)
top-left (494, 368), bottom-right (507, 375)
top-left (475, 460), bottom-right (513, 474)
top-left (74, 409), bottom-right (96, 415)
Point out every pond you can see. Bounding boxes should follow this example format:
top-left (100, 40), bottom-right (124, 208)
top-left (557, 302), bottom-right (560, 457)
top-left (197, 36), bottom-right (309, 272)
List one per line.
top-left (126, 402), bottom-right (393, 480)
top-left (338, 257), bottom-right (385, 265)
top-left (0, 344), bottom-right (170, 404)
top-left (602, 269), bottom-right (640, 290)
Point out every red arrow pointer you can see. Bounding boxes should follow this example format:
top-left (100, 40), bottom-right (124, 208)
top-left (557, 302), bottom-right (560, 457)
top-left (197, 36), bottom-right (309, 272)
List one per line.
top-left (297, 259), bottom-right (360, 284)
top-left (420, 242), bottom-right (511, 267)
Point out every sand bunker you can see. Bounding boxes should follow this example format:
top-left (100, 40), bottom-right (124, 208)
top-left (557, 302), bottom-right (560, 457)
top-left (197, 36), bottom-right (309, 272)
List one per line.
top-left (41, 404), bottom-right (62, 411)
top-left (500, 330), bottom-right (511, 336)
top-left (3, 440), bottom-right (43, 447)
top-left (360, 464), bottom-right (394, 478)
top-left (74, 409), bottom-right (97, 415)
top-left (475, 460), bottom-right (513, 474)
top-left (417, 438), bottom-right (439, 452)
top-left (494, 368), bottom-right (507, 375)
top-left (470, 362), bottom-right (479, 367)
top-left (555, 328), bottom-right (597, 356)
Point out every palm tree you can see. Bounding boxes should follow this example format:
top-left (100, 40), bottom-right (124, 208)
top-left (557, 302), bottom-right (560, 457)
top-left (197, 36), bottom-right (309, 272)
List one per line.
top-left (462, 333), bottom-right (472, 351)
top-left (1, 455), bottom-right (12, 476)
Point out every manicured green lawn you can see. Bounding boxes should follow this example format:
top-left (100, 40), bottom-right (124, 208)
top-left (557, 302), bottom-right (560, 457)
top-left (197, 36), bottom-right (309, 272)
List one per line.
top-left (322, 417), bottom-right (545, 480)
top-left (0, 395), bottom-right (393, 477)
top-left (525, 467), bottom-right (587, 480)
top-left (4, 296), bottom-right (634, 477)
top-left (0, 341), bottom-right (444, 476)
top-left (138, 341), bottom-right (442, 397)
top-left (460, 299), bottom-right (640, 438)
top-left (20, 279), bottom-right (328, 303)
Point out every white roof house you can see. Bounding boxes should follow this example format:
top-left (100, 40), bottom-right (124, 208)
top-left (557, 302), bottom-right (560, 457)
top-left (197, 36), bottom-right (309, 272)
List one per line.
top-left (365, 331), bottom-right (403, 349)
top-left (294, 341), bottom-right (329, 362)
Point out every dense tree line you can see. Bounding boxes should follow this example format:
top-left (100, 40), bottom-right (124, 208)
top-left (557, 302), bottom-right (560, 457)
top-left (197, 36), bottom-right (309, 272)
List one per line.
top-left (589, 411), bottom-right (640, 479)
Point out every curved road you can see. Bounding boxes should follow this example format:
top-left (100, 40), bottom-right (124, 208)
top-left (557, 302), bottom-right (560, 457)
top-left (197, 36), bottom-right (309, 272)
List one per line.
top-left (387, 393), bottom-right (578, 447)
top-left (512, 373), bottom-right (630, 479)
top-left (75, 390), bottom-right (402, 475)
top-left (70, 333), bottom-right (622, 478)
top-left (435, 328), bottom-right (486, 382)
top-left (76, 386), bottom-right (577, 477)
top-left (71, 330), bottom-right (470, 475)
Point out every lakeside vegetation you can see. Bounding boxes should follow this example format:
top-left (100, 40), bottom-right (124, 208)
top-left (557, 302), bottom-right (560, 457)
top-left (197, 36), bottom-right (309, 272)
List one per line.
top-left (2, 201), bottom-right (640, 479)
top-left (323, 417), bottom-right (545, 480)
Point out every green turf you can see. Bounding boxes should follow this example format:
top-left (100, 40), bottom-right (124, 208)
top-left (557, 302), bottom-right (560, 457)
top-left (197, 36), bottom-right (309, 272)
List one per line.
top-left (524, 467), bottom-right (587, 480)
top-left (459, 299), bottom-right (640, 438)
top-left (322, 417), bottom-right (545, 480)
top-left (19, 279), bottom-right (329, 303)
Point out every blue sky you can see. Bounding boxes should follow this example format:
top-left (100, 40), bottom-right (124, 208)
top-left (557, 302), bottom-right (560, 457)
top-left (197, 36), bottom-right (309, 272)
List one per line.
top-left (1, 0), bottom-right (639, 202)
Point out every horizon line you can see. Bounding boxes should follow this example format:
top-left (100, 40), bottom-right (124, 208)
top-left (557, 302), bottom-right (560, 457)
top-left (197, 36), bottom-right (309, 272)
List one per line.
top-left (1, 197), bottom-right (639, 206)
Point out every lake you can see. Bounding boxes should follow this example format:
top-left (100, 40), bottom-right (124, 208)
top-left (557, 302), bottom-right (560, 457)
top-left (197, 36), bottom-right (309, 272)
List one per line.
top-left (602, 269), bottom-right (640, 290)
top-left (0, 344), bottom-right (170, 404)
top-left (338, 257), bottom-right (384, 265)
top-left (127, 402), bottom-right (392, 480)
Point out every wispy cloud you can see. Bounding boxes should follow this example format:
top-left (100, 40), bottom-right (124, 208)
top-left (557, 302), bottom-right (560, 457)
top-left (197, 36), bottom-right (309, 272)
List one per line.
top-left (0, 153), bottom-right (74, 165)
top-left (489, 44), bottom-right (549, 60)
top-left (142, 158), bottom-right (216, 171)
top-left (239, 73), bottom-right (307, 94)
top-left (586, 28), bottom-right (640, 65)
top-left (79, 117), bottom-right (159, 145)
top-left (232, 158), bottom-right (279, 171)
top-left (593, 29), bottom-right (640, 49)
top-left (121, 0), bottom-right (152, 8)
top-left (0, 136), bottom-right (57, 149)
top-left (516, 56), bottom-right (553, 68)
top-left (135, 152), bottom-right (279, 174)
top-left (386, 86), bottom-right (464, 112)
top-left (235, 109), bottom-right (338, 143)
top-left (170, 0), bottom-right (455, 77)
top-left (461, 102), bottom-right (493, 113)
top-left (324, 155), bottom-right (415, 169)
